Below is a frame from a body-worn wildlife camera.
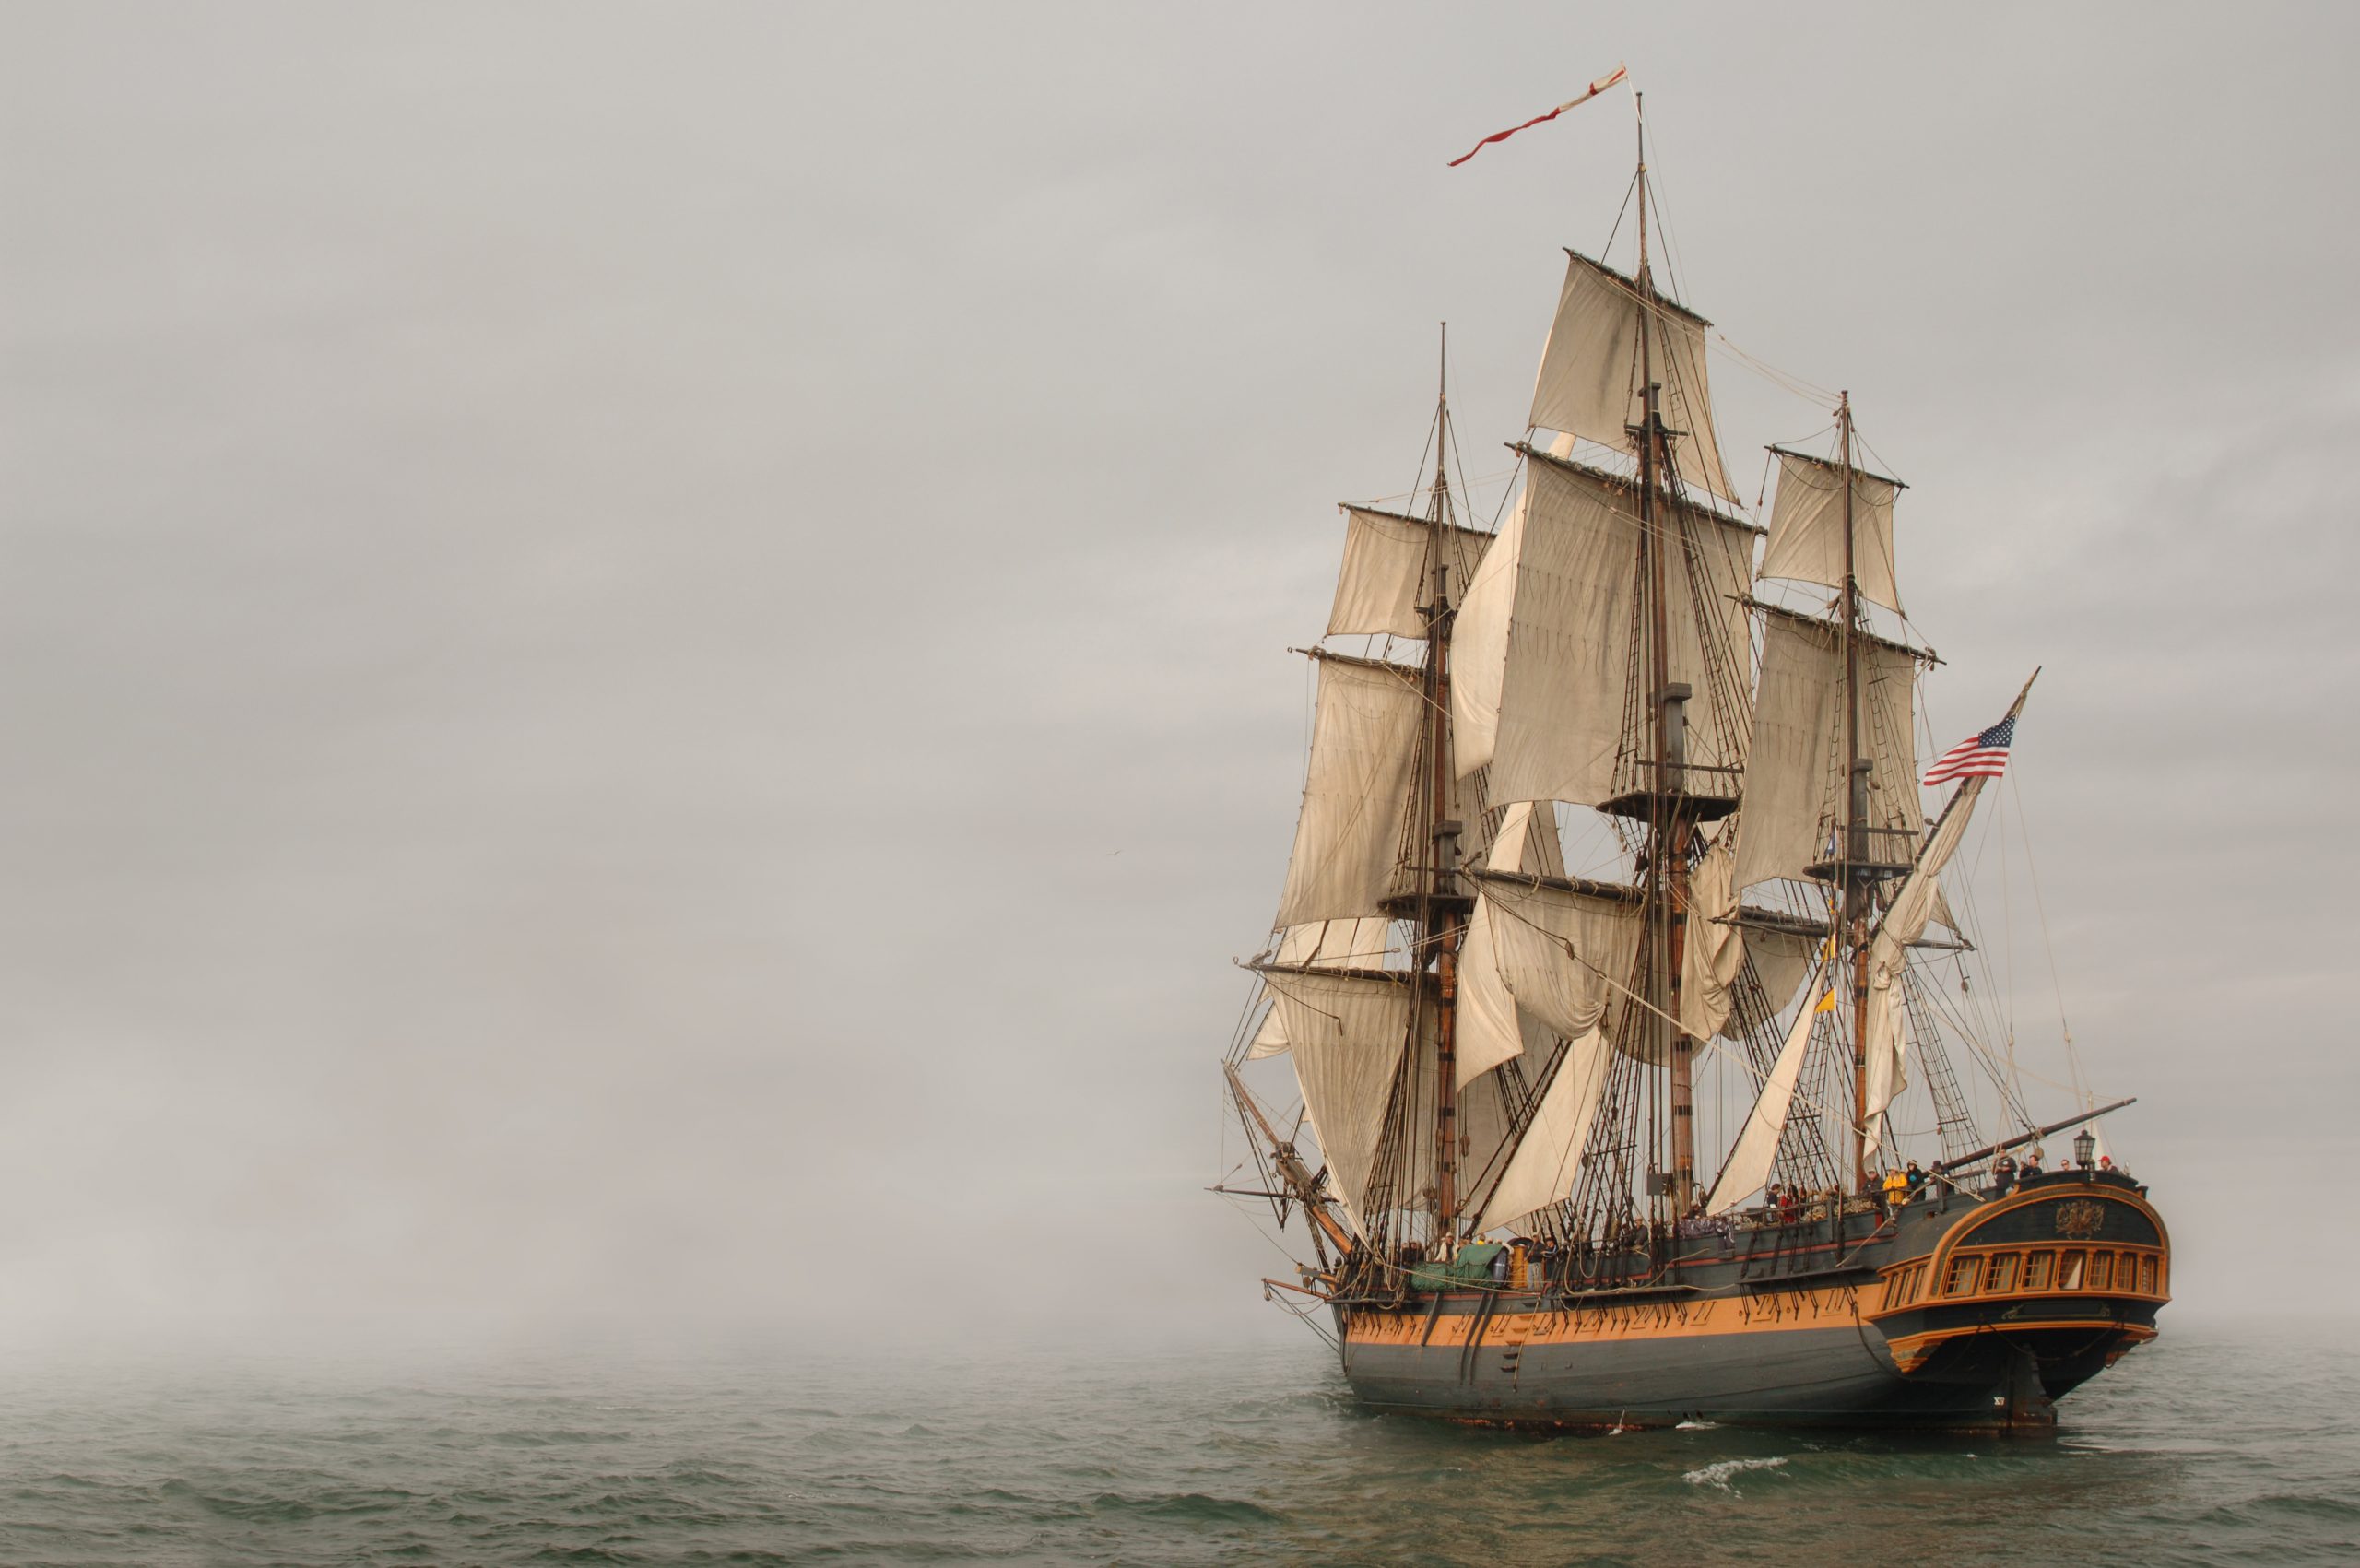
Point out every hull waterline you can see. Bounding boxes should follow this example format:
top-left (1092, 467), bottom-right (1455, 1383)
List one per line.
top-left (1330, 1175), bottom-right (2167, 1432)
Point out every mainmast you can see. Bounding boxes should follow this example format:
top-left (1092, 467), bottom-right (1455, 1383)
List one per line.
top-left (1632, 95), bottom-right (1699, 1213)
top-left (1422, 326), bottom-right (1465, 1244)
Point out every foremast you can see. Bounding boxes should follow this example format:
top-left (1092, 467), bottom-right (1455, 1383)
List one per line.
top-left (1837, 393), bottom-right (1872, 1192)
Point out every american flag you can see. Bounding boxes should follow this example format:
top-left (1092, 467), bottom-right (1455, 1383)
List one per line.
top-left (1921, 714), bottom-right (2016, 785)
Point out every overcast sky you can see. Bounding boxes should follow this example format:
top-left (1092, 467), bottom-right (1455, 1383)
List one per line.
top-left (0, 3), bottom-right (2352, 1352)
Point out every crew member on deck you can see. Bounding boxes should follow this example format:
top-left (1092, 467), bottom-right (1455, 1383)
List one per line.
top-left (1906, 1161), bottom-right (1927, 1199)
top-left (2023, 1148), bottom-right (2044, 1180)
top-left (1882, 1168), bottom-right (1908, 1208)
top-left (1992, 1152), bottom-right (2018, 1196)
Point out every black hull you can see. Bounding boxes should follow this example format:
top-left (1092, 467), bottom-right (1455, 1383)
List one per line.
top-left (1329, 1174), bottom-right (2168, 1432)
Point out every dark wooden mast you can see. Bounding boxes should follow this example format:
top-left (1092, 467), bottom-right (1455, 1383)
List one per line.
top-left (1421, 326), bottom-right (1465, 1244)
top-left (1630, 95), bottom-right (1701, 1214)
top-left (1837, 393), bottom-right (1872, 1193)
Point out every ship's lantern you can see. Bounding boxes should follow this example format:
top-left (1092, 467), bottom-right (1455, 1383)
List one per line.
top-left (2073, 1127), bottom-right (2097, 1171)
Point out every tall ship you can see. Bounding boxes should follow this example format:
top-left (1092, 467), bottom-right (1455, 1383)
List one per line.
top-left (1219, 100), bottom-right (2167, 1432)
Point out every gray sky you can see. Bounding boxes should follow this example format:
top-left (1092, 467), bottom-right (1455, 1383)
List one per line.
top-left (0, 3), bottom-right (2352, 1350)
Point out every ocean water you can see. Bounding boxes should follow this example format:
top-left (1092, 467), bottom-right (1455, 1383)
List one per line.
top-left (0, 1319), bottom-right (2351, 1566)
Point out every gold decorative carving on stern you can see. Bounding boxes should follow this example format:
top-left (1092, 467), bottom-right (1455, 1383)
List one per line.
top-left (2052, 1200), bottom-right (2106, 1238)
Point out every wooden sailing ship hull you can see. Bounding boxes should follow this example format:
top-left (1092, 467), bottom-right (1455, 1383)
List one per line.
top-left (1333, 1174), bottom-right (2167, 1432)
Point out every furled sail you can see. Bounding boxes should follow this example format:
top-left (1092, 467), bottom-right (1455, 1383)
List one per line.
top-left (1760, 451), bottom-right (1903, 615)
top-left (1474, 1025), bottom-right (1614, 1233)
top-left (1328, 507), bottom-right (1495, 640)
top-left (1733, 606), bottom-right (1923, 890)
top-left (1703, 967), bottom-right (1826, 1214)
top-left (1861, 776), bottom-right (1990, 1156)
top-left (1272, 654), bottom-right (1422, 928)
top-left (1528, 251), bottom-right (1739, 503)
top-left (1253, 966), bottom-right (1415, 1239)
top-left (1453, 452), bottom-right (1756, 808)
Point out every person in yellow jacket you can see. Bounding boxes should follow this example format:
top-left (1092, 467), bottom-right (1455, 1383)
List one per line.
top-left (1881, 1167), bottom-right (1909, 1209)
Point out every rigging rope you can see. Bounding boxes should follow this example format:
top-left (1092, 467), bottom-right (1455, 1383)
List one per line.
top-left (2007, 767), bottom-right (2090, 1105)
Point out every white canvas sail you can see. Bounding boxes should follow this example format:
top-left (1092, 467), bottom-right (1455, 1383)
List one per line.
top-left (1861, 775), bottom-right (1990, 1156)
top-left (1680, 834), bottom-right (1821, 1040)
top-left (1255, 967), bottom-right (1414, 1239)
top-left (1454, 802), bottom-right (1565, 1088)
top-left (1275, 917), bottom-right (1393, 971)
top-left (1474, 1026), bottom-right (1613, 1233)
top-left (1471, 872), bottom-right (1643, 1050)
top-left (1272, 655), bottom-right (1422, 928)
top-left (1704, 972), bottom-right (1825, 1214)
top-left (1761, 450), bottom-right (1903, 615)
top-left (1250, 916), bottom-right (1396, 1058)
top-left (1328, 508), bottom-right (1494, 640)
top-left (1733, 606), bottom-right (1922, 890)
top-left (1528, 251), bottom-right (1738, 503)
top-left (1453, 454), bottom-right (1754, 808)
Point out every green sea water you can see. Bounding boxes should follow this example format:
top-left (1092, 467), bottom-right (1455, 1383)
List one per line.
top-left (0, 1318), bottom-right (2350, 1565)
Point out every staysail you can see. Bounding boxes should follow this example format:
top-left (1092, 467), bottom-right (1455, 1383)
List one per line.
top-left (1474, 1025), bottom-right (1614, 1232)
top-left (1704, 963), bottom-right (1826, 1213)
top-left (1860, 771), bottom-right (1994, 1155)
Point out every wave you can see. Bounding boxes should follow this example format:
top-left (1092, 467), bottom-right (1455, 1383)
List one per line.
top-left (1683, 1456), bottom-right (1791, 1494)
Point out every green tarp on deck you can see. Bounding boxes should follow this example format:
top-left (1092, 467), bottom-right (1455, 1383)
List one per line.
top-left (1408, 1242), bottom-right (1505, 1292)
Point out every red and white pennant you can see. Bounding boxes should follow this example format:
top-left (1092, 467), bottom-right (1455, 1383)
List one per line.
top-left (1447, 65), bottom-right (1629, 168)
